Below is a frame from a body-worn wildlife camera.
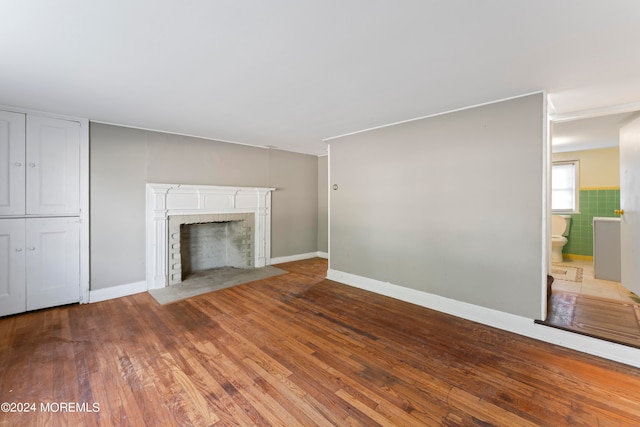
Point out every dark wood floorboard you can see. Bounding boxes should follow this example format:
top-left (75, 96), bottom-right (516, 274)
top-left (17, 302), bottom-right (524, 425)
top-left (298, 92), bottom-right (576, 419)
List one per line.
top-left (545, 262), bottom-right (640, 348)
top-left (545, 291), bottom-right (640, 348)
top-left (2, 258), bottom-right (640, 426)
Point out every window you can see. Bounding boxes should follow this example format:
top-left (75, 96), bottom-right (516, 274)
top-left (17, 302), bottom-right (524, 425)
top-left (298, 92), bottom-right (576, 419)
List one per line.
top-left (552, 161), bottom-right (579, 213)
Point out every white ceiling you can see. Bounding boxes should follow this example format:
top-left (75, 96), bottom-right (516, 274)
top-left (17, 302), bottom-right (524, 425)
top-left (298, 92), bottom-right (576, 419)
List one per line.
top-left (552, 111), bottom-right (640, 153)
top-left (2, 1), bottom-right (640, 156)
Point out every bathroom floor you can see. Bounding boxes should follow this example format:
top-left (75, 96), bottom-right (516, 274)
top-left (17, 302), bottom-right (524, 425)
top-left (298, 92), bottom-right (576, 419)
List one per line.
top-left (546, 259), bottom-right (640, 348)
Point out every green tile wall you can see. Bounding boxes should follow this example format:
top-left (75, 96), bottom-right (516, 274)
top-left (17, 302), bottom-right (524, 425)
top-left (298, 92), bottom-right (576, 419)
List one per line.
top-left (563, 189), bottom-right (620, 256)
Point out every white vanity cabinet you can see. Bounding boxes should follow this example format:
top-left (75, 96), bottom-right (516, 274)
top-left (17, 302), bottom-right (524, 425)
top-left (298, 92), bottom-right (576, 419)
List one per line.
top-left (0, 109), bottom-right (84, 317)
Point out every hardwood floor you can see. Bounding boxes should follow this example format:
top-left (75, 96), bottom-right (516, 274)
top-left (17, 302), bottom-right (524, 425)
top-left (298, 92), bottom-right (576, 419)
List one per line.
top-left (545, 260), bottom-right (640, 348)
top-left (2, 258), bottom-right (640, 426)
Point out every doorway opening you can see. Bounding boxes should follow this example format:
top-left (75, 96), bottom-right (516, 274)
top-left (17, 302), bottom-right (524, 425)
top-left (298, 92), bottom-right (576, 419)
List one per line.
top-left (543, 110), bottom-right (640, 348)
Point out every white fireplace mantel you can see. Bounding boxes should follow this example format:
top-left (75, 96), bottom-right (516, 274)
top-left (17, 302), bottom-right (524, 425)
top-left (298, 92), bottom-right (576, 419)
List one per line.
top-left (146, 183), bottom-right (275, 289)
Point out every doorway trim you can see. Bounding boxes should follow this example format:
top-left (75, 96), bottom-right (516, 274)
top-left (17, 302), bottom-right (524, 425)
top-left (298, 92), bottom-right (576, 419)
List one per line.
top-left (542, 100), bottom-right (640, 365)
top-left (550, 100), bottom-right (640, 123)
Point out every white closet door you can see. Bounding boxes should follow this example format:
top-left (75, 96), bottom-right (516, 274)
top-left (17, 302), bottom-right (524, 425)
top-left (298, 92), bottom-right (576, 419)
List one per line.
top-left (0, 111), bottom-right (26, 215)
top-left (26, 217), bottom-right (80, 311)
top-left (26, 116), bottom-right (80, 215)
top-left (0, 219), bottom-right (26, 317)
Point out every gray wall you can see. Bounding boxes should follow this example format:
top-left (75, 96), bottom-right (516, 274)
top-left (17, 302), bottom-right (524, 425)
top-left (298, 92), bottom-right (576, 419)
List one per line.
top-left (317, 155), bottom-right (328, 253)
top-left (90, 123), bottom-right (319, 290)
top-left (267, 149), bottom-right (318, 257)
top-left (329, 94), bottom-right (545, 319)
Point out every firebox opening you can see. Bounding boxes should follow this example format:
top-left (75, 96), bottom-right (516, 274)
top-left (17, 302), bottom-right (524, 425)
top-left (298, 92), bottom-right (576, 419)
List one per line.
top-left (180, 220), bottom-right (253, 280)
top-left (167, 212), bottom-right (255, 286)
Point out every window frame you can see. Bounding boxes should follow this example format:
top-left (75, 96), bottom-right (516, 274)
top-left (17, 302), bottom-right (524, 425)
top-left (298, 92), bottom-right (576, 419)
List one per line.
top-left (551, 160), bottom-right (580, 214)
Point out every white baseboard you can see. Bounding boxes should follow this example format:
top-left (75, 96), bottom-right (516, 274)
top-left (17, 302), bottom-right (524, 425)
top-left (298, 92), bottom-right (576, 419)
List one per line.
top-left (327, 268), bottom-right (640, 369)
top-left (89, 281), bottom-right (147, 303)
top-left (271, 251), bottom-right (327, 264)
top-left (89, 252), bottom-right (331, 303)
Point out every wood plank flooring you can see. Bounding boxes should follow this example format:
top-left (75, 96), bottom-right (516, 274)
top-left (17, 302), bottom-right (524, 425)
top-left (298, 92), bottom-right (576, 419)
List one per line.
top-left (2, 258), bottom-right (640, 426)
top-left (546, 291), bottom-right (640, 348)
top-left (545, 260), bottom-right (640, 348)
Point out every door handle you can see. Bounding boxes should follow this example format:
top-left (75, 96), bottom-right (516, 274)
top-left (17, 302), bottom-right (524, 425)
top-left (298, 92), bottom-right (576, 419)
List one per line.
top-left (614, 209), bottom-right (624, 215)
top-left (27, 247), bottom-right (35, 251)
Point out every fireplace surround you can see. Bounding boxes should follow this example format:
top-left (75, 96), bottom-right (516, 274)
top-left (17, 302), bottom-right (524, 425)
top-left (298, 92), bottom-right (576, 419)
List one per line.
top-left (146, 184), bottom-right (274, 289)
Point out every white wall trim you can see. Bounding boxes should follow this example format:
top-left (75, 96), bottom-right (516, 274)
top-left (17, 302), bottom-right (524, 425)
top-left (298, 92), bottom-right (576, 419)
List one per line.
top-left (91, 120), bottom-right (327, 156)
top-left (79, 117), bottom-right (90, 305)
top-left (89, 281), bottom-right (147, 303)
top-left (0, 104), bottom-right (88, 124)
top-left (93, 253), bottom-right (330, 302)
top-left (92, 120), bottom-right (272, 150)
top-left (541, 91), bottom-right (550, 320)
top-left (327, 144), bottom-right (332, 269)
top-left (549, 100), bottom-right (640, 123)
top-left (322, 91), bottom-right (545, 142)
top-left (271, 251), bottom-right (327, 265)
top-left (327, 268), bottom-right (640, 368)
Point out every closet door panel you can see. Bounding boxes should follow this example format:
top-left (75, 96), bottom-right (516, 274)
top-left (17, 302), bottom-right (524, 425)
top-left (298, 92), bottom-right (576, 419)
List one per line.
top-left (0, 111), bottom-right (26, 216)
top-left (0, 219), bottom-right (26, 317)
top-left (26, 217), bottom-right (80, 310)
top-left (26, 116), bottom-right (80, 215)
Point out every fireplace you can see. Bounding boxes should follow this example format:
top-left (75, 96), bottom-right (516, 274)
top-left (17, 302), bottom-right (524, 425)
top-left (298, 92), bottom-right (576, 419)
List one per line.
top-left (168, 213), bottom-right (254, 285)
top-left (146, 184), bottom-right (274, 289)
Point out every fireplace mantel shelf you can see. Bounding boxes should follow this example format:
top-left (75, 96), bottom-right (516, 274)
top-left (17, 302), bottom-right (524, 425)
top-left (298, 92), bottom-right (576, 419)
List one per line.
top-left (146, 184), bottom-right (275, 289)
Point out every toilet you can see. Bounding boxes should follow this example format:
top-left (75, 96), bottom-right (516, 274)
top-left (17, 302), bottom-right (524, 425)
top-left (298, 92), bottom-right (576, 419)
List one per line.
top-left (551, 215), bottom-right (571, 263)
